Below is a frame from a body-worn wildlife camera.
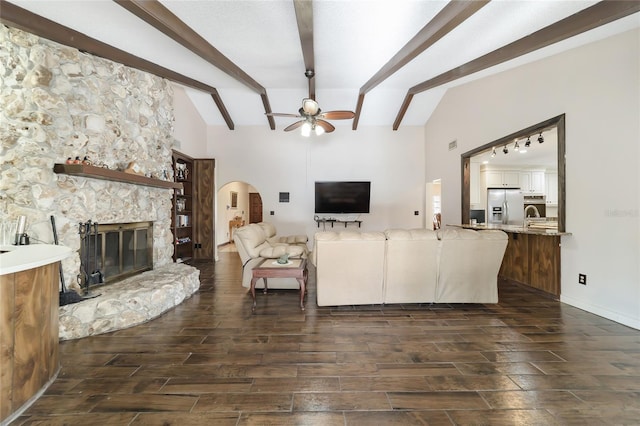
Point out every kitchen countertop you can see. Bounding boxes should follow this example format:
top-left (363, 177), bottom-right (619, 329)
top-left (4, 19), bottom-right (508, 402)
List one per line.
top-left (452, 224), bottom-right (571, 236)
top-left (0, 244), bottom-right (73, 275)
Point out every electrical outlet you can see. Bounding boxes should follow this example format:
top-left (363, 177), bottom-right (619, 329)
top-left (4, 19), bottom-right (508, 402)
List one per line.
top-left (270, 211), bottom-right (275, 215)
top-left (578, 273), bottom-right (587, 285)
top-left (414, 211), bottom-right (419, 215)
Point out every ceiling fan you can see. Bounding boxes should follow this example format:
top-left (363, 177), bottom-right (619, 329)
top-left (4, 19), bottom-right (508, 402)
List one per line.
top-left (266, 71), bottom-right (355, 136)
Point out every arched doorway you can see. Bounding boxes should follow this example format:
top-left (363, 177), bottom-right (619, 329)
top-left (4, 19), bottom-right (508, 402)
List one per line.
top-left (216, 181), bottom-right (262, 247)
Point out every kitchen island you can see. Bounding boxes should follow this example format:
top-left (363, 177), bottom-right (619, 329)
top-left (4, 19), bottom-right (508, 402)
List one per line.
top-left (1, 244), bottom-right (72, 424)
top-left (454, 224), bottom-right (570, 298)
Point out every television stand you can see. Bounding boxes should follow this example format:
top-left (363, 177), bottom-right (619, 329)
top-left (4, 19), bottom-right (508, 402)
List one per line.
top-left (315, 218), bottom-right (362, 230)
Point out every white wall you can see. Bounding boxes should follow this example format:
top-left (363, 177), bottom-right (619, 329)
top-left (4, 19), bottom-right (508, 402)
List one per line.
top-left (173, 85), bottom-right (208, 158)
top-left (206, 126), bottom-right (426, 240)
top-left (425, 29), bottom-right (640, 329)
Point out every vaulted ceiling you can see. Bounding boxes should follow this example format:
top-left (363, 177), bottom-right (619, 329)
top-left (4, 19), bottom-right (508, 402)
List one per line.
top-left (2, 1), bottom-right (639, 131)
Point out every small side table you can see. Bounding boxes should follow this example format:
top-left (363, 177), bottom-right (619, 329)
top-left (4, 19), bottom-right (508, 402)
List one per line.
top-left (229, 218), bottom-right (244, 242)
top-left (250, 258), bottom-right (308, 312)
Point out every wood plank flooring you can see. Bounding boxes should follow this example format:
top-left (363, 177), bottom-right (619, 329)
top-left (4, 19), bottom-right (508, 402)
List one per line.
top-left (12, 252), bottom-right (640, 425)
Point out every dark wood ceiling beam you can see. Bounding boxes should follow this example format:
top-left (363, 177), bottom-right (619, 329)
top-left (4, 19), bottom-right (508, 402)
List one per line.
top-left (294, 0), bottom-right (315, 100)
top-left (113, 0), bottom-right (275, 129)
top-left (353, 0), bottom-right (489, 130)
top-left (393, 0), bottom-right (640, 130)
top-left (0, 1), bottom-right (235, 130)
top-left (351, 93), bottom-right (366, 130)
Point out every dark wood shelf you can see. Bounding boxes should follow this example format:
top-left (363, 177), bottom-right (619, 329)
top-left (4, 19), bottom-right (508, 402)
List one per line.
top-left (315, 219), bottom-right (362, 228)
top-left (54, 163), bottom-right (183, 190)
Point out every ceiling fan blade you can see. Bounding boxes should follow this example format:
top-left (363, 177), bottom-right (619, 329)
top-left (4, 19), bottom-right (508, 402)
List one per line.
top-left (284, 120), bottom-right (306, 132)
top-left (316, 119), bottom-right (335, 133)
top-left (265, 112), bottom-right (301, 118)
top-left (320, 110), bottom-right (355, 120)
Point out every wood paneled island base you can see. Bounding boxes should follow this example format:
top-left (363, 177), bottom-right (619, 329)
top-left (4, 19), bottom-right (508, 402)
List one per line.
top-left (1, 263), bottom-right (60, 424)
top-left (499, 231), bottom-right (561, 298)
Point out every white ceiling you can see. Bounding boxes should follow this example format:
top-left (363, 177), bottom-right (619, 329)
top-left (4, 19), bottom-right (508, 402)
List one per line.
top-left (8, 1), bottom-right (640, 130)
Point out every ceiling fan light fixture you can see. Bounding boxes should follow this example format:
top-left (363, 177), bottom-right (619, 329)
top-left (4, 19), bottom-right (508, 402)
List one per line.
top-left (301, 121), bottom-right (312, 137)
top-left (314, 124), bottom-right (325, 136)
top-left (302, 98), bottom-right (319, 116)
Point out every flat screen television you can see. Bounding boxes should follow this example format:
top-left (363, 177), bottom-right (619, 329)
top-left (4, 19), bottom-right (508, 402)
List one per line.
top-left (314, 181), bottom-right (371, 214)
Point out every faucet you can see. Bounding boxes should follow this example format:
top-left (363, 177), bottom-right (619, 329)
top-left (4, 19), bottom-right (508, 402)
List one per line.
top-left (524, 205), bottom-right (541, 227)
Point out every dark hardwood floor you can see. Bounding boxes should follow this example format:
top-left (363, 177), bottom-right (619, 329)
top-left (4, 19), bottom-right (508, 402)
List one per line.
top-left (13, 252), bottom-right (640, 425)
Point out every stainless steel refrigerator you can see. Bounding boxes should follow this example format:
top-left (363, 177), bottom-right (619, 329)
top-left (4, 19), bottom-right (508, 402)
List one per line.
top-left (487, 188), bottom-right (524, 225)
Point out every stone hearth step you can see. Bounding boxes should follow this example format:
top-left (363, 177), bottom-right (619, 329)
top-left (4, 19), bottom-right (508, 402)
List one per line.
top-left (58, 263), bottom-right (200, 340)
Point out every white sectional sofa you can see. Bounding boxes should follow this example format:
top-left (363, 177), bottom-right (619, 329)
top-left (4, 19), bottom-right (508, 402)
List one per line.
top-left (383, 229), bottom-right (440, 304)
top-left (312, 228), bottom-right (507, 306)
top-left (312, 231), bottom-right (387, 306)
top-left (436, 228), bottom-right (508, 303)
top-left (233, 223), bottom-right (308, 289)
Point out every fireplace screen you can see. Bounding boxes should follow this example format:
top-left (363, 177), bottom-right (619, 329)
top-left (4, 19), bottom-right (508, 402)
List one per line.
top-left (83, 221), bottom-right (153, 286)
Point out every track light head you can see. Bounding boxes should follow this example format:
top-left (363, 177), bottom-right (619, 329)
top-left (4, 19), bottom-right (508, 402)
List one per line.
top-left (503, 145), bottom-right (508, 154)
top-left (491, 147), bottom-right (496, 157)
top-left (525, 137), bottom-right (531, 147)
top-left (514, 141), bottom-right (520, 151)
top-left (538, 132), bottom-right (544, 143)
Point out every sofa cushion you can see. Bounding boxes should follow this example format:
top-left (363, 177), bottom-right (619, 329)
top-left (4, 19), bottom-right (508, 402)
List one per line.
top-left (275, 235), bottom-right (308, 244)
top-left (258, 222), bottom-right (309, 245)
top-left (384, 228), bottom-right (439, 241)
top-left (234, 224), bottom-right (270, 259)
top-left (258, 244), bottom-right (305, 259)
top-left (257, 222), bottom-right (278, 239)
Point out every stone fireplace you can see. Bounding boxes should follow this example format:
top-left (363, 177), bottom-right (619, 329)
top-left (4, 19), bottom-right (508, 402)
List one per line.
top-left (1, 25), bottom-right (200, 339)
top-left (0, 25), bottom-right (175, 291)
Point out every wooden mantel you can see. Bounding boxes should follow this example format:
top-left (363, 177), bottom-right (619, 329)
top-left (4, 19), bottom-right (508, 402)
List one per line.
top-left (54, 163), bottom-right (182, 190)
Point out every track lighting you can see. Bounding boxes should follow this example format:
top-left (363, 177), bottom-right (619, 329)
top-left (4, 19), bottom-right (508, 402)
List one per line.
top-left (514, 140), bottom-right (520, 151)
top-left (525, 136), bottom-right (531, 147)
top-left (503, 145), bottom-right (508, 154)
top-left (491, 147), bottom-right (496, 157)
top-left (538, 132), bottom-right (544, 143)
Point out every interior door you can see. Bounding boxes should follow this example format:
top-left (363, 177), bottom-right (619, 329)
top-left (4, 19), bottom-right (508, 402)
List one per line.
top-left (249, 193), bottom-right (262, 223)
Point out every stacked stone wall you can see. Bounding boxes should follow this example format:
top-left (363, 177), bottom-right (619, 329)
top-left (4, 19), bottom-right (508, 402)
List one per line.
top-left (0, 25), bottom-right (176, 292)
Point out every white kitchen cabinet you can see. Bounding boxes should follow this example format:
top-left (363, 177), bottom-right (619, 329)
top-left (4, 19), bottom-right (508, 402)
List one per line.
top-left (483, 170), bottom-right (519, 188)
top-left (519, 170), bottom-right (545, 193)
top-left (530, 171), bottom-right (545, 194)
top-left (546, 171), bottom-right (558, 205)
